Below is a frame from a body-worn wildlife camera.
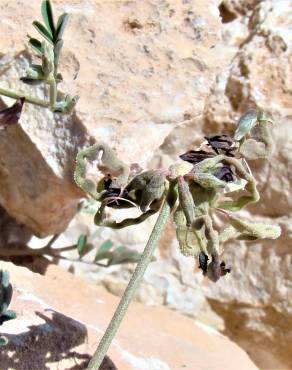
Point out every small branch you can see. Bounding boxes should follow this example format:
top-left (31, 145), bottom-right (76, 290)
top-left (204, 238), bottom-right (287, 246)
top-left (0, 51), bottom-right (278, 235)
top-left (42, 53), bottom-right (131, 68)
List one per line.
top-left (0, 87), bottom-right (49, 108)
top-left (87, 183), bottom-right (177, 370)
top-left (45, 234), bottom-right (60, 248)
top-left (0, 243), bottom-right (77, 257)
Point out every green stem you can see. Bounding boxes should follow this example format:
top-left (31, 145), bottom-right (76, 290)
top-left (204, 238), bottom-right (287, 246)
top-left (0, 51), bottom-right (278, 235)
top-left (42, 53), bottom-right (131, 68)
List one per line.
top-left (0, 87), bottom-right (49, 108)
top-left (48, 78), bottom-right (57, 108)
top-left (87, 185), bottom-right (177, 370)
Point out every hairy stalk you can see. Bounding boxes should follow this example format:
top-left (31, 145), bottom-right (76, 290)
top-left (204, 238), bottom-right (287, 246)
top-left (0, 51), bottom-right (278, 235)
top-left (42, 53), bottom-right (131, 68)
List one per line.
top-left (87, 184), bottom-right (177, 370)
top-left (0, 87), bottom-right (49, 107)
top-left (48, 77), bottom-right (57, 108)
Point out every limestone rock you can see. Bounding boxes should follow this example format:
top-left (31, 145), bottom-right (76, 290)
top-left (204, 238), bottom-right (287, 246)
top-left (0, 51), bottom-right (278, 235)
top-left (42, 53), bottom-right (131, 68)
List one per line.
top-left (190, 1), bottom-right (292, 368)
top-left (0, 0), bottom-right (227, 236)
top-left (0, 261), bottom-right (258, 370)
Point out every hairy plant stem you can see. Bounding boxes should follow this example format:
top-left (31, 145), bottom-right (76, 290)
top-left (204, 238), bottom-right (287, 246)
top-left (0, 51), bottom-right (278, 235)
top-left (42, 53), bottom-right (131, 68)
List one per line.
top-left (87, 183), bottom-right (177, 370)
top-left (0, 87), bottom-right (49, 107)
top-left (48, 77), bottom-right (57, 108)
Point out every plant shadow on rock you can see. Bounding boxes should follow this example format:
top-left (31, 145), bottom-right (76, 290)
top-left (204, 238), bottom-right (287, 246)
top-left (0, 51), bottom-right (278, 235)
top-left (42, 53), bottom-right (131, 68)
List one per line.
top-left (0, 310), bottom-right (91, 370)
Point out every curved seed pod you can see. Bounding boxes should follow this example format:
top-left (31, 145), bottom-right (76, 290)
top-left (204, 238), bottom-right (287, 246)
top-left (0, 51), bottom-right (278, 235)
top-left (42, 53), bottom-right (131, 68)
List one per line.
top-left (178, 176), bottom-right (194, 226)
top-left (74, 146), bottom-right (103, 200)
top-left (173, 207), bottom-right (206, 257)
top-left (192, 155), bottom-right (225, 173)
top-left (74, 143), bottom-right (130, 200)
top-left (239, 123), bottom-right (273, 159)
top-left (194, 214), bottom-right (220, 257)
top-left (228, 214), bottom-right (281, 240)
top-left (94, 206), bottom-right (159, 229)
top-left (140, 174), bottom-right (166, 212)
top-left (215, 156), bottom-right (260, 211)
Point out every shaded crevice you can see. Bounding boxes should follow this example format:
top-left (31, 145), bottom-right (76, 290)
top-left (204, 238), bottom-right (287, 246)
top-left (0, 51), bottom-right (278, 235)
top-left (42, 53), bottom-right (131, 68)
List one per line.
top-left (218, 3), bottom-right (237, 23)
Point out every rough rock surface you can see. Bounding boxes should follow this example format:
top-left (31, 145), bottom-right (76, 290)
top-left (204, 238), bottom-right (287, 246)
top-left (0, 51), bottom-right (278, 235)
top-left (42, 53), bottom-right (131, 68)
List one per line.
top-left (0, 0), bottom-right (226, 235)
top-left (200, 2), bottom-right (292, 368)
top-left (49, 1), bottom-right (292, 369)
top-left (0, 1), bottom-right (291, 370)
top-left (0, 261), bottom-right (258, 370)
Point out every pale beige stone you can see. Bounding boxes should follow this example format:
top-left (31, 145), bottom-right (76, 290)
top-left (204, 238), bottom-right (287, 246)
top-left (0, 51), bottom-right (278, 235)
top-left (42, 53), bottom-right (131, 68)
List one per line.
top-left (0, 0), bottom-right (227, 236)
top-left (0, 261), bottom-right (258, 370)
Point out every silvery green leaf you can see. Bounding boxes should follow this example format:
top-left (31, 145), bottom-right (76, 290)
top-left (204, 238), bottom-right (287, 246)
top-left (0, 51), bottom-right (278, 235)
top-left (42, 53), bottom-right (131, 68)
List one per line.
top-left (41, 0), bottom-right (55, 40)
top-left (33, 21), bottom-right (53, 44)
top-left (56, 13), bottom-right (69, 40)
top-left (234, 110), bottom-right (258, 141)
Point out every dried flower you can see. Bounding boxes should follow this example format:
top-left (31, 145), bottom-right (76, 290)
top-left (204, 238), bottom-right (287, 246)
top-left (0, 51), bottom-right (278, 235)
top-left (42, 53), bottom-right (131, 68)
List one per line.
top-left (179, 150), bottom-right (215, 165)
top-left (204, 134), bottom-right (235, 156)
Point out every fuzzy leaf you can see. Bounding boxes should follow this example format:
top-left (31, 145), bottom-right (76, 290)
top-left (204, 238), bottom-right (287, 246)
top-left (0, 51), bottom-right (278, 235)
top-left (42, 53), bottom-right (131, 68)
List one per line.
top-left (56, 13), bottom-right (69, 40)
top-left (41, 0), bottom-right (55, 39)
top-left (234, 110), bottom-right (258, 141)
top-left (28, 37), bottom-right (43, 54)
top-left (33, 21), bottom-right (53, 44)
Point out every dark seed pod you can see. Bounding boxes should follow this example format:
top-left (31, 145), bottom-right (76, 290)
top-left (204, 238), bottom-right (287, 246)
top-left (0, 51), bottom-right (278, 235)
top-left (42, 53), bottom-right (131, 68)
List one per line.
top-left (198, 252), bottom-right (208, 274)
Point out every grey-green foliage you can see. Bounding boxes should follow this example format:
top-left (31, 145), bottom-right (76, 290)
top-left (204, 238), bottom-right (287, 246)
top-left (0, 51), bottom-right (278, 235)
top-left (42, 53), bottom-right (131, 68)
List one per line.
top-left (0, 271), bottom-right (16, 346)
top-left (74, 110), bottom-right (281, 282)
top-left (22, 0), bottom-right (78, 113)
top-left (77, 235), bottom-right (148, 267)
